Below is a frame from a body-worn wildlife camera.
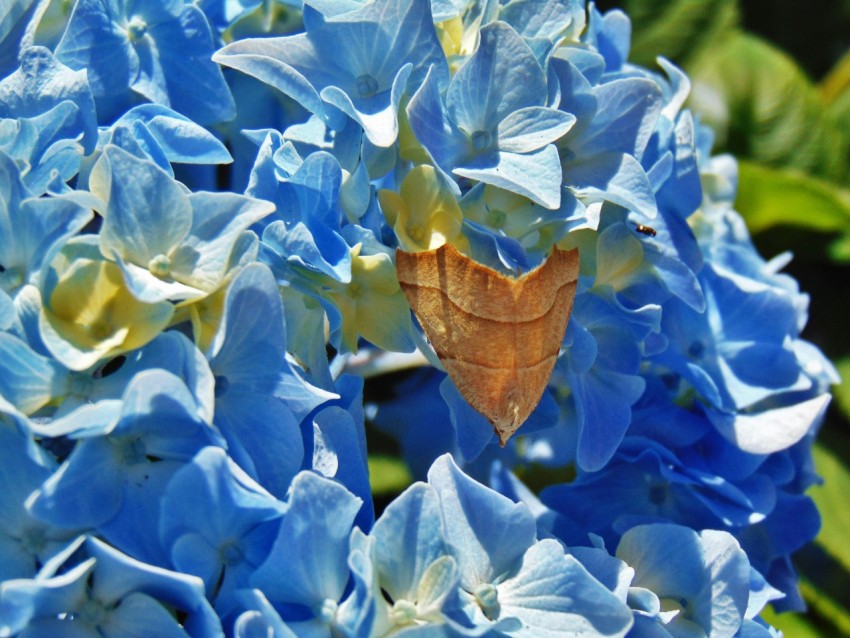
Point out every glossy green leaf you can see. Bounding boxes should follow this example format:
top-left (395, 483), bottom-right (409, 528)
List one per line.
top-left (810, 444), bottom-right (850, 575)
top-left (761, 606), bottom-right (823, 638)
top-left (798, 576), bottom-right (850, 637)
top-left (619, 0), bottom-right (739, 68)
top-left (734, 161), bottom-right (850, 261)
top-left (688, 33), bottom-right (849, 182)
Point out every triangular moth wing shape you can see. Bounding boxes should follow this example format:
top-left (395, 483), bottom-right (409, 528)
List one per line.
top-left (396, 244), bottom-right (579, 445)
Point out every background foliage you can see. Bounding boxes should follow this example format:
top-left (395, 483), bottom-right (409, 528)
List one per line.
top-left (592, 0), bottom-right (850, 634)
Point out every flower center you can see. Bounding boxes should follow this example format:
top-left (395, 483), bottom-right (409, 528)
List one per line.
top-left (317, 598), bottom-right (338, 623)
top-left (390, 599), bottom-right (417, 626)
top-left (355, 74), bottom-right (379, 98)
top-left (471, 130), bottom-right (493, 151)
top-left (148, 254), bottom-right (172, 278)
top-left (220, 541), bottom-right (245, 566)
top-left (119, 437), bottom-right (147, 465)
top-left (473, 583), bottom-right (500, 619)
top-left (127, 15), bottom-right (148, 41)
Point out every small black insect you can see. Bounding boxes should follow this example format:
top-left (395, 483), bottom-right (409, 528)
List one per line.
top-left (635, 224), bottom-right (657, 237)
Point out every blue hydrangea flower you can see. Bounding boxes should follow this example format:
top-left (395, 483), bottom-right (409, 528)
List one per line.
top-left (0, 534), bottom-right (222, 637)
top-left (249, 470), bottom-right (366, 636)
top-left (214, 0), bottom-right (448, 147)
top-left (407, 21), bottom-right (575, 209)
top-left (0, 0), bottom-right (838, 634)
top-left (159, 446), bottom-right (284, 612)
top-left (0, 45), bottom-right (98, 156)
top-left (363, 455), bottom-right (635, 637)
top-left (308, 374), bottom-right (375, 530)
top-left (27, 369), bottom-right (225, 565)
top-left (88, 104), bottom-right (233, 180)
top-left (53, 0), bottom-right (235, 124)
top-left (615, 524), bottom-right (751, 637)
top-left (206, 263), bottom-right (335, 499)
top-left (91, 145), bottom-right (274, 304)
top-left (0, 399), bottom-right (80, 581)
top-left (0, 329), bottom-right (216, 446)
top-left (0, 149), bottom-right (92, 300)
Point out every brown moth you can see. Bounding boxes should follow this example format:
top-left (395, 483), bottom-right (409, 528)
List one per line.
top-left (396, 243), bottom-right (580, 445)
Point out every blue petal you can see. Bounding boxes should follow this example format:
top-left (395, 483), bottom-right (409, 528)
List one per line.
top-left (496, 107), bottom-right (576, 153)
top-left (0, 46), bottom-right (98, 154)
top-left (427, 455), bottom-right (537, 589)
top-left (575, 78), bottom-right (663, 158)
top-left (0, 329), bottom-right (67, 415)
top-left (446, 21), bottom-right (546, 134)
top-left (252, 471), bottom-right (361, 609)
top-left (439, 377), bottom-right (497, 462)
top-left (213, 392), bottom-right (304, 500)
top-left (499, 0), bottom-right (585, 40)
top-left (565, 151), bottom-right (658, 219)
top-left (94, 145), bottom-right (193, 266)
top-left (497, 540), bottom-right (634, 637)
top-left (160, 447), bottom-right (283, 601)
top-left (147, 4), bottom-right (236, 124)
top-left (406, 65), bottom-right (467, 176)
top-left (114, 104), bottom-right (233, 165)
top-left (455, 145), bottom-right (563, 209)
top-left (312, 392), bottom-right (374, 530)
top-left (210, 262), bottom-right (336, 422)
top-left (371, 482), bottom-right (449, 600)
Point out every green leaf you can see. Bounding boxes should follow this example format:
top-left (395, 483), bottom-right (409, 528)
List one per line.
top-left (733, 161), bottom-right (850, 261)
top-left (832, 358), bottom-right (850, 424)
top-left (810, 443), bottom-right (850, 574)
top-left (823, 52), bottom-right (850, 154)
top-left (688, 33), bottom-right (849, 182)
top-left (820, 48), bottom-right (850, 104)
top-left (798, 576), bottom-right (850, 637)
top-left (368, 454), bottom-right (412, 496)
top-left (619, 0), bottom-right (739, 69)
top-left (760, 606), bottom-right (823, 638)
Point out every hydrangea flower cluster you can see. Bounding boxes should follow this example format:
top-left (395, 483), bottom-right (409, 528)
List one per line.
top-left (0, 0), bottom-right (835, 636)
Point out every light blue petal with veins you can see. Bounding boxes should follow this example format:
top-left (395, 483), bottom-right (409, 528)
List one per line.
top-left (113, 104), bottom-right (232, 165)
top-left (428, 455), bottom-right (536, 589)
top-left (252, 471), bottom-right (361, 608)
top-left (170, 191), bottom-right (274, 290)
top-left (499, 0), bottom-right (585, 40)
top-left (496, 107), bottom-right (576, 153)
top-left (565, 152), bottom-right (658, 218)
top-left (497, 541), bottom-right (633, 638)
top-left (213, 35), bottom-right (334, 124)
top-left (0, 333), bottom-right (67, 414)
top-left (446, 21), bottom-right (546, 134)
top-left (94, 145), bottom-right (192, 265)
top-left (372, 482), bottom-right (449, 600)
top-left (455, 145), bottom-right (563, 209)
top-left (575, 78), bottom-right (663, 158)
top-left (0, 46), bottom-right (98, 154)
